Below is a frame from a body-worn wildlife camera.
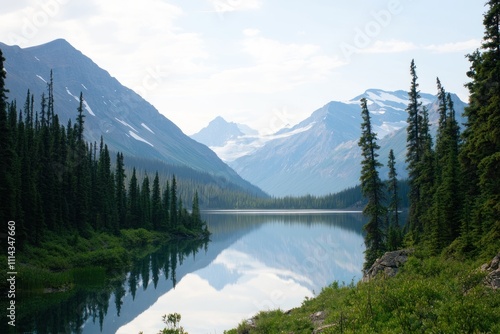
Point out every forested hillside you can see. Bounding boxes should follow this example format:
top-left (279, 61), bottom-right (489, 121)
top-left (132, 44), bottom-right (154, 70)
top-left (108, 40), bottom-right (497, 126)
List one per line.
top-left (0, 56), bottom-right (208, 250)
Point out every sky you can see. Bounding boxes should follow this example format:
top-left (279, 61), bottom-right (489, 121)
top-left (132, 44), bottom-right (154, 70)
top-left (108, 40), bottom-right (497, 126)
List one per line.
top-left (0, 0), bottom-right (487, 135)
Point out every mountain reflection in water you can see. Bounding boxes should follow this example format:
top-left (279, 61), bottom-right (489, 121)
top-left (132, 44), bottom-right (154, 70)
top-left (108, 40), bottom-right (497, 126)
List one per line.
top-left (18, 211), bottom-right (365, 334)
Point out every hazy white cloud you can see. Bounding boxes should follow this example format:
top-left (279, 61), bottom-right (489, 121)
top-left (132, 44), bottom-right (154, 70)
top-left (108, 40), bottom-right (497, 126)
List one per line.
top-left (358, 39), bottom-right (417, 54)
top-left (158, 33), bottom-right (345, 98)
top-left (243, 28), bottom-right (261, 37)
top-left (207, 0), bottom-right (262, 13)
top-left (355, 38), bottom-right (481, 55)
top-left (424, 39), bottom-right (480, 53)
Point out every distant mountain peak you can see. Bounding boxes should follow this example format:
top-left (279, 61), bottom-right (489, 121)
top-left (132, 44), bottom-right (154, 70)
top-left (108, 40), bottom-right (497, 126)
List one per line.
top-left (227, 90), bottom-right (467, 196)
top-left (191, 116), bottom-right (258, 148)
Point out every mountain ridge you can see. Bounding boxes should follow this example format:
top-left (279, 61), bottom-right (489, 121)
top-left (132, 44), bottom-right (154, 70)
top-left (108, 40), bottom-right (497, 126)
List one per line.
top-left (1, 39), bottom-right (264, 195)
top-left (192, 89), bottom-right (467, 197)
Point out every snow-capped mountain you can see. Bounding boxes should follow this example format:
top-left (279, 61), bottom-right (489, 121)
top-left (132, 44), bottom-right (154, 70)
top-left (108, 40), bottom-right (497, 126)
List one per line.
top-left (1, 39), bottom-right (259, 192)
top-left (204, 89), bottom-right (467, 197)
top-left (191, 116), bottom-right (281, 162)
top-left (191, 116), bottom-right (257, 147)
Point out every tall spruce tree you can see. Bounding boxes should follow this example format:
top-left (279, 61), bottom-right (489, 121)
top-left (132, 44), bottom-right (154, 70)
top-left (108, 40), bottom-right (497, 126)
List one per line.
top-left (151, 172), bottom-right (163, 231)
top-left (461, 0), bottom-right (500, 247)
top-left (358, 98), bottom-right (386, 269)
top-left (406, 60), bottom-right (423, 237)
top-left (405, 60), bottom-right (435, 240)
top-left (0, 49), bottom-right (15, 227)
top-left (115, 152), bottom-right (127, 230)
top-left (140, 174), bottom-right (152, 229)
top-left (162, 181), bottom-right (170, 231)
top-left (191, 191), bottom-right (202, 230)
top-left (386, 149), bottom-right (402, 251)
top-left (127, 168), bottom-right (141, 228)
top-left (74, 92), bottom-right (89, 232)
top-left (432, 82), bottom-right (462, 252)
top-left (416, 105), bottom-right (435, 232)
top-left (444, 94), bottom-right (461, 241)
top-left (170, 176), bottom-right (178, 229)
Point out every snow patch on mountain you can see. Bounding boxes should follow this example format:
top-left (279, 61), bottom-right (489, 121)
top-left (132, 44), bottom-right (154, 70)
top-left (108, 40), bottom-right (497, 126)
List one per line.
top-left (366, 90), bottom-right (408, 106)
top-left (36, 75), bottom-right (46, 83)
top-left (211, 122), bottom-right (315, 162)
top-left (212, 139), bottom-right (263, 162)
top-left (373, 121), bottom-right (407, 138)
top-left (129, 131), bottom-right (154, 147)
top-left (83, 101), bottom-right (95, 116)
top-left (65, 86), bottom-right (95, 116)
top-left (115, 118), bottom-right (138, 132)
top-left (270, 122), bottom-right (315, 140)
top-left (141, 123), bottom-right (155, 134)
top-left (65, 87), bottom-right (78, 101)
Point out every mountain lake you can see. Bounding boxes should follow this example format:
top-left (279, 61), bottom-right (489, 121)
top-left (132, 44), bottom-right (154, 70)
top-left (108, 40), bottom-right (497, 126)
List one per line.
top-left (18, 210), bottom-right (366, 334)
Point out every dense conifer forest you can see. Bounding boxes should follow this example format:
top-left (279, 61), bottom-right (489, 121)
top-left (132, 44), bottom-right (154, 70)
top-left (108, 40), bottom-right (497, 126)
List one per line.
top-left (0, 57), bottom-right (208, 251)
top-left (358, 4), bottom-right (500, 267)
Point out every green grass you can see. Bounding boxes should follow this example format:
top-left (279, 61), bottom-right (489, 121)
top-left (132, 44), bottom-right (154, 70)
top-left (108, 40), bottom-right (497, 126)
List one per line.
top-left (225, 250), bottom-right (500, 334)
top-left (0, 228), bottom-right (171, 293)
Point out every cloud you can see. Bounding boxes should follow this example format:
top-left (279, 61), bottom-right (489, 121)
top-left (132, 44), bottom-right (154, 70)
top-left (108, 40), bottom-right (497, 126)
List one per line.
top-left (158, 32), bottom-right (346, 98)
top-left (424, 39), bottom-right (480, 53)
top-left (358, 39), bottom-right (417, 54)
top-left (206, 0), bottom-right (262, 13)
top-left (353, 38), bottom-right (481, 55)
top-left (243, 28), bottom-right (261, 37)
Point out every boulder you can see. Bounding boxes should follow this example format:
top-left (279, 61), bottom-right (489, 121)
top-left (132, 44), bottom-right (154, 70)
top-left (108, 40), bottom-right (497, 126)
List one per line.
top-left (481, 252), bottom-right (500, 290)
top-left (363, 249), bottom-right (413, 282)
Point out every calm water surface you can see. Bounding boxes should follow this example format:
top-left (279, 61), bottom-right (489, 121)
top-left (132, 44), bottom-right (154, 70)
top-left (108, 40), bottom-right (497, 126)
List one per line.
top-left (22, 210), bottom-right (366, 334)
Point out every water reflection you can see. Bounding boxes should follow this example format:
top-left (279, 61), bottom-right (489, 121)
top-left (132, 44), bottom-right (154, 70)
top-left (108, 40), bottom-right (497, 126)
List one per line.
top-left (118, 211), bottom-right (365, 334)
top-left (17, 211), bottom-right (366, 334)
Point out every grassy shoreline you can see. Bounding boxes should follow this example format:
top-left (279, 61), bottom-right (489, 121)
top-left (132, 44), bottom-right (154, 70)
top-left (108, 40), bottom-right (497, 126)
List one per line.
top-left (1, 227), bottom-right (207, 293)
top-left (224, 248), bottom-right (500, 334)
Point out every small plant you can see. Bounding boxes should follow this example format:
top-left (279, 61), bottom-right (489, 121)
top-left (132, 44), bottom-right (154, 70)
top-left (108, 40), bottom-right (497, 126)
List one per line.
top-left (139, 313), bottom-right (188, 334)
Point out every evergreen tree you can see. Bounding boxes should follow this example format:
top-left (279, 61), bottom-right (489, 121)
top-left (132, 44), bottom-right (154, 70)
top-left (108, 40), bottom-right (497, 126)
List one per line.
top-left (0, 49), bottom-right (15, 228)
top-left (162, 181), bottom-right (170, 231)
top-left (358, 98), bottom-right (386, 269)
top-left (386, 149), bottom-right (402, 251)
top-left (73, 93), bottom-right (89, 232)
top-left (97, 142), bottom-right (116, 231)
top-left (127, 168), bottom-right (141, 228)
top-left (405, 60), bottom-right (435, 240)
top-left (47, 70), bottom-right (54, 125)
top-left (140, 174), bottom-right (152, 229)
top-left (461, 0), bottom-right (500, 246)
top-left (431, 81), bottom-right (463, 252)
top-left (151, 172), bottom-right (163, 231)
top-left (115, 152), bottom-right (127, 230)
top-left (191, 191), bottom-right (202, 230)
top-left (406, 59), bottom-right (423, 236)
top-left (416, 105), bottom-right (435, 233)
top-left (170, 176), bottom-right (178, 229)
top-left (444, 93), bottom-right (462, 241)
top-left (76, 92), bottom-right (85, 145)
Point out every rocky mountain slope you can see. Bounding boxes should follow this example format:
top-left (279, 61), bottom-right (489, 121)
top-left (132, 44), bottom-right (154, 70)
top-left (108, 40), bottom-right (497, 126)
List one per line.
top-left (1, 39), bottom-right (261, 193)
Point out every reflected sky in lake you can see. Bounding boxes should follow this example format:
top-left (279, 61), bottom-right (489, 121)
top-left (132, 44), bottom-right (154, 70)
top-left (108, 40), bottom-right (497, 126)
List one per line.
top-left (116, 211), bottom-right (365, 334)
